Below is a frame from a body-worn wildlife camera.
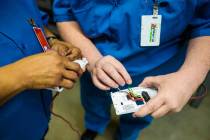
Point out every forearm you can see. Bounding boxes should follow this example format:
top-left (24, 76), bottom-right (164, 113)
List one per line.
top-left (179, 36), bottom-right (210, 89)
top-left (0, 27), bottom-right (52, 105)
top-left (56, 21), bottom-right (103, 69)
top-left (0, 63), bottom-right (26, 105)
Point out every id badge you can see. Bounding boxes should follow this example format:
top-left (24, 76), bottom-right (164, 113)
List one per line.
top-left (141, 15), bottom-right (162, 47)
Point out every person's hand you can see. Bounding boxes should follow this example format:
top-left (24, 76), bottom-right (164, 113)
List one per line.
top-left (133, 71), bottom-right (199, 118)
top-left (49, 39), bottom-right (82, 61)
top-left (89, 55), bottom-right (132, 90)
top-left (13, 50), bottom-right (83, 90)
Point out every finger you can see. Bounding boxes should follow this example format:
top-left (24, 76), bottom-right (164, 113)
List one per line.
top-left (63, 59), bottom-right (82, 73)
top-left (59, 79), bottom-right (74, 89)
top-left (139, 76), bottom-right (161, 88)
top-left (67, 49), bottom-right (82, 61)
top-left (60, 41), bottom-right (74, 49)
top-left (112, 59), bottom-right (132, 85)
top-left (133, 94), bottom-right (164, 117)
top-left (51, 43), bottom-right (67, 56)
top-left (59, 42), bottom-right (82, 60)
top-left (151, 105), bottom-right (170, 118)
top-left (96, 68), bottom-right (119, 88)
top-left (102, 63), bottom-right (126, 86)
top-left (62, 70), bottom-right (78, 81)
top-left (92, 69), bottom-right (110, 90)
top-left (58, 46), bottom-right (69, 56)
top-left (51, 45), bottom-right (59, 52)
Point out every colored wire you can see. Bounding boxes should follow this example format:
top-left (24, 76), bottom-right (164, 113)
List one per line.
top-left (50, 92), bottom-right (81, 138)
top-left (190, 84), bottom-right (208, 100)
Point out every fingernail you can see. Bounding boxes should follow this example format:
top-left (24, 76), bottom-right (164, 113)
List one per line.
top-left (107, 88), bottom-right (111, 91)
top-left (132, 114), bottom-right (137, 118)
top-left (127, 79), bottom-right (132, 84)
top-left (115, 86), bottom-right (119, 89)
top-left (120, 83), bottom-right (125, 87)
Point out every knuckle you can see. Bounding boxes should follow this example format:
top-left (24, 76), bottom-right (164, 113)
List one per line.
top-left (54, 68), bottom-right (62, 75)
top-left (105, 55), bottom-right (111, 59)
top-left (65, 81), bottom-right (74, 89)
top-left (71, 71), bottom-right (78, 77)
top-left (116, 77), bottom-right (125, 84)
top-left (108, 68), bottom-right (116, 74)
top-left (169, 102), bottom-right (178, 110)
top-left (96, 67), bottom-right (100, 72)
top-left (104, 55), bottom-right (113, 62)
top-left (68, 83), bottom-right (74, 89)
top-left (95, 68), bottom-right (101, 75)
top-left (97, 74), bottom-right (104, 81)
top-left (52, 56), bottom-right (62, 64)
top-left (148, 104), bottom-right (156, 112)
top-left (96, 58), bottom-right (105, 67)
top-left (116, 76), bottom-right (123, 82)
top-left (152, 114), bottom-right (158, 119)
top-left (174, 107), bottom-right (182, 113)
top-left (95, 61), bottom-right (100, 67)
top-left (144, 77), bottom-right (153, 82)
top-left (75, 48), bottom-right (81, 53)
top-left (160, 96), bottom-right (167, 102)
top-left (107, 55), bottom-right (114, 59)
top-left (73, 64), bottom-right (80, 70)
top-left (71, 72), bottom-right (78, 79)
top-left (52, 79), bottom-right (60, 87)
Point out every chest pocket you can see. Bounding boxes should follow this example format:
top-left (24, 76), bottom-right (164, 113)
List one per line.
top-left (72, 0), bottom-right (97, 37)
top-left (158, 0), bottom-right (195, 43)
top-left (0, 32), bottom-right (25, 66)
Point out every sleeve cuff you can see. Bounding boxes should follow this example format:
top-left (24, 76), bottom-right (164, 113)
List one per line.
top-left (40, 11), bottom-right (49, 26)
top-left (190, 28), bottom-right (210, 39)
top-left (54, 14), bottom-right (76, 22)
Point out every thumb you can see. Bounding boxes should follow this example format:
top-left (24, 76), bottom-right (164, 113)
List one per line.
top-left (139, 76), bottom-right (161, 88)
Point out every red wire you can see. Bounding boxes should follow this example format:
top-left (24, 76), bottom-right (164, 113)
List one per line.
top-left (190, 84), bottom-right (208, 100)
top-left (127, 93), bottom-right (145, 101)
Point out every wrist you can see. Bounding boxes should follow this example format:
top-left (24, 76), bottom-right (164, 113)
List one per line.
top-left (46, 36), bottom-right (58, 46)
top-left (177, 68), bottom-right (207, 90)
top-left (87, 55), bottom-right (103, 72)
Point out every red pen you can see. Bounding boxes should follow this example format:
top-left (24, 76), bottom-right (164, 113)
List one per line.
top-left (28, 18), bottom-right (50, 52)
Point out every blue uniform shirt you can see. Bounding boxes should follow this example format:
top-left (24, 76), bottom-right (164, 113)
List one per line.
top-left (0, 1), bottom-right (51, 139)
top-left (53, 0), bottom-right (210, 76)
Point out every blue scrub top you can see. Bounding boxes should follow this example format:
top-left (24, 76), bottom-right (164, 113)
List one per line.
top-left (0, 0), bottom-right (51, 140)
top-left (53, 0), bottom-right (210, 76)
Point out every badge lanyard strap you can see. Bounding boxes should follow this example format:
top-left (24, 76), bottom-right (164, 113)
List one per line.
top-left (153, 0), bottom-right (159, 18)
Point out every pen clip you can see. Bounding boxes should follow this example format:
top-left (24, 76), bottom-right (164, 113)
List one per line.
top-left (28, 18), bottom-right (37, 27)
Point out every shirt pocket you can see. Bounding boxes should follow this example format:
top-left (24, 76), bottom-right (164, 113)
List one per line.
top-left (159, 0), bottom-right (186, 13)
top-left (0, 32), bottom-right (25, 66)
top-left (72, 0), bottom-right (97, 37)
top-left (158, 0), bottom-right (193, 42)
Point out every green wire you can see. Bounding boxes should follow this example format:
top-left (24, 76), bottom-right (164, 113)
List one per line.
top-left (128, 86), bottom-right (137, 97)
top-left (128, 86), bottom-right (143, 98)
